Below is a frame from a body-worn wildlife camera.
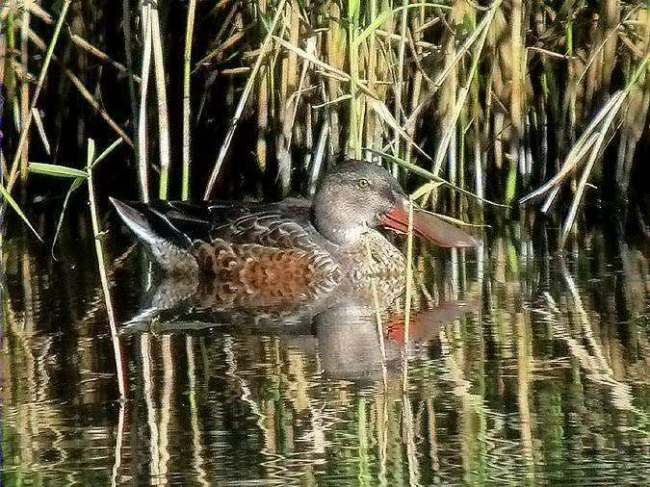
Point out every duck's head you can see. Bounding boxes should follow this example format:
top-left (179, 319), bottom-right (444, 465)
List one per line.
top-left (312, 160), bottom-right (478, 248)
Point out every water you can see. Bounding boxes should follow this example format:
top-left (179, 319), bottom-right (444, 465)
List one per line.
top-left (2, 221), bottom-right (650, 486)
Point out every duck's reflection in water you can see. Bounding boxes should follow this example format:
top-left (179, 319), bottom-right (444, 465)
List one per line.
top-left (315, 301), bottom-right (470, 382)
top-left (124, 272), bottom-right (473, 383)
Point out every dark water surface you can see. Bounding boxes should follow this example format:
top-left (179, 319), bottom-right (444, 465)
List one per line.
top-left (2, 222), bottom-right (650, 486)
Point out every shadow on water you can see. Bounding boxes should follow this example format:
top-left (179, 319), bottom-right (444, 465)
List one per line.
top-left (2, 217), bottom-right (650, 486)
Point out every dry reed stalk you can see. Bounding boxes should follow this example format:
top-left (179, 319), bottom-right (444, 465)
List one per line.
top-left (559, 95), bottom-right (628, 246)
top-left (364, 240), bottom-right (388, 388)
top-left (433, 2), bottom-right (499, 179)
top-left (256, 0), bottom-right (272, 174)
top-left (375, 28), bottom-right (434, 49)
top-left (24, 28), bottom-right (133, 146)
top-left (347, 0), bottom-right (362, 159)
top-left (182, 0), bottom-right (198, 200)
top-left (138, 3), bottom-right (153, 202)
top-left (122, 0), bottom-right (138, 124)
top-left (402, 24), bottom-right (425, 168)
top-left (255, 0), bottom-right (269, 173)
top-left (308, 122), bottom-right (328, 194)
top-left (5, 0), bottom-right (71, 196)
top-left (150, 7), bottom-right (171, 200)
top-left (69, 33), bottom-right (139, 81)
top-left (21, 2), bottom-right (52, 24)
top-left (509, 0), bottom-right (524, 200)
top-left (203, 0), bottom-right (289, 199)
top-left (521, 90), bottom-right (626, 204)
top-left (282, 37), bottom-right (316, 159)
top-left (363, 0), bottom-right (378, 159)
top-left (432, 6), bottom-right (486, 93)
top-left (19, 0), bottom-right (30, 183)
top-left (31, 107), bottom-right (49, 155)
top-left (256, 63), bottom-right (269, 172)
top-left (277, 1), bottom-right (301, 192)
top-left (401, 198), bottom-right (414, 392)
top-left (275, 37), bottom-right (381, 97)
top-left (600, 0), bottom-right (620, 96)
top-left (616, 8), bottom-right (650, 191)
top-left (540, 132), bottom-right (599, 213)
top-left (325, 1), bottom-right (345, 158)
top-left (393, 0), bottom-right (409, 164)
top-left (86, 139), bottom-right (126, 400)
top-left (193, 24), bottom-right (245, 71)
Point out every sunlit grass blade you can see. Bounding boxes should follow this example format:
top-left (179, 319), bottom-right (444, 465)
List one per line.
top-left (366, 148), bottom-right (510, 208)
top-left (90, 138), bottom-right (124, 170)
top-left (29, 162), bottom-right (88, 179)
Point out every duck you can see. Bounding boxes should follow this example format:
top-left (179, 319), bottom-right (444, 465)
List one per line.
top-left (110, 160), bottom-right (478, 306)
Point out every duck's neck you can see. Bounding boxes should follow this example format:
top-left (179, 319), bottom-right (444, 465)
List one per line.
top-left (312, 196), bottom-right (366, 246)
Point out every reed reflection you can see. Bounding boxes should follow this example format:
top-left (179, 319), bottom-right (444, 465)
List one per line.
top-left (2, 224), bottom-right (650, 485)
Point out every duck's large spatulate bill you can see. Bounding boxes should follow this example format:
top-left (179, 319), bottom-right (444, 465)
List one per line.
top-left (381, 207), bottom-right (479, 248)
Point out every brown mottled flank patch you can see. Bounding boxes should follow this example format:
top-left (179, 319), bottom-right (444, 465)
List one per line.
top-left (192, 240), bottom-right (340, 305)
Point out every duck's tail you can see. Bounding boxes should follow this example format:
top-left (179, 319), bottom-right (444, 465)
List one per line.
top-left (110, 198), bottom-right (200, 273)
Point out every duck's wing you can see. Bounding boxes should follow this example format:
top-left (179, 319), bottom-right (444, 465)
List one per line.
top-left (110, 198), bottom-right (333, 277)
top-left (206, 198), bottom-right (324, 251)
top-left (111, 198), bottom-right (317, 248)
top-left (196, 199), bottom-right (341, 300)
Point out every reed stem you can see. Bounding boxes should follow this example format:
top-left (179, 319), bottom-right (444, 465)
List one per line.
top-left (87, 139), bottom-right (126, 400)
top-left (151, 7), bottom-right (171, 200)
top-left (401, 197), bottom-right (414, 392)
top-left (182, 0), bottom-right (198, 201)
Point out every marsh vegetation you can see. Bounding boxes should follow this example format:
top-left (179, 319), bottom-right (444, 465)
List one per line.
top-left (0, 0), bottom-right (648, 241)
top-left (1, 1), bottom-right (650, 485)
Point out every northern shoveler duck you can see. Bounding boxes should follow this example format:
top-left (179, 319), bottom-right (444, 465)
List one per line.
top-left (111, 160), bottom-right (477, 304)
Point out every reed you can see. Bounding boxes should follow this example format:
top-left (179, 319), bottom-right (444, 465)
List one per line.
top-left (182, 0), bottom-right (198, 200)
top-left (87, 139), bottom-right (127, 399)
top-left (0, 0), bottom-right (648, 242)
top-left (401, 196), bottom-right (414, 392)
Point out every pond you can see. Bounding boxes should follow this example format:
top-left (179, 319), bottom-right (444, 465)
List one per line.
top-left (2, 218), bottom-right (650, 486)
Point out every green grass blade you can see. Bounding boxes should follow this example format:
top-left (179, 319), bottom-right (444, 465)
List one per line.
top-left (51, 177), bottom-right (86, 256)
top-left (91, 138), bottom-right (124, 169)
top-left (365, 148), bottom-right (510, 208)
top-left (29, 162), bottom-right (88, 179)
top-left (87, 139), bottom-right (96, 170)
top-left (0, 183), bottom-right (43, 241)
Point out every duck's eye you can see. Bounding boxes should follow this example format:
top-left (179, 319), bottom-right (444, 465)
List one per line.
top-left (357, 178), bottom-right (370, 189)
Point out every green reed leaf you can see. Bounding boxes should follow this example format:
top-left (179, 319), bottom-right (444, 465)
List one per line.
top-left (29, 162), bottom-right (88, 179)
